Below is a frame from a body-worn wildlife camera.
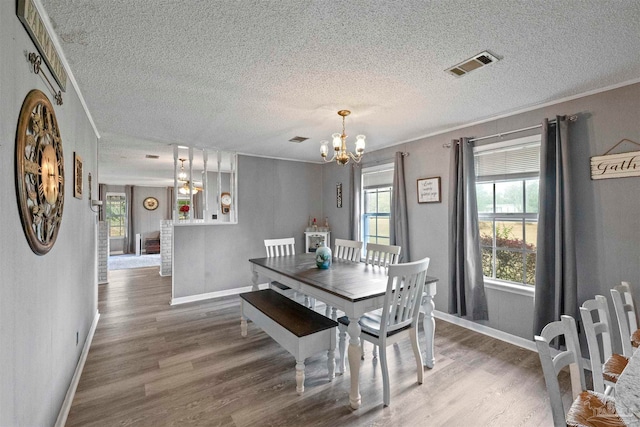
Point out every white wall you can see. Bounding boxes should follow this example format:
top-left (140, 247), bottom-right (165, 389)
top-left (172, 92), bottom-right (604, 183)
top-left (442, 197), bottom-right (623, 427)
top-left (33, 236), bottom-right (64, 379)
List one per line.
top-left (0, 2), bottom-right (99, 425)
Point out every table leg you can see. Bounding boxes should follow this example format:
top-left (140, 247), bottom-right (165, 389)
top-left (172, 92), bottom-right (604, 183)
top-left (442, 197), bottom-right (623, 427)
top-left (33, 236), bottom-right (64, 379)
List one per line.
top-left (251, 267), bottom-right (259, 291)
top-left (347, 316), bottom-right (362, 409)
top-left (422, 294), bottom-right (435, 368)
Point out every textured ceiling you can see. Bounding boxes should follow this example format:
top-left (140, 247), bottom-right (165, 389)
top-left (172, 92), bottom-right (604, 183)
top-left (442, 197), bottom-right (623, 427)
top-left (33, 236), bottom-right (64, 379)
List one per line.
top-left (40, 0), bottom-right (640, 186)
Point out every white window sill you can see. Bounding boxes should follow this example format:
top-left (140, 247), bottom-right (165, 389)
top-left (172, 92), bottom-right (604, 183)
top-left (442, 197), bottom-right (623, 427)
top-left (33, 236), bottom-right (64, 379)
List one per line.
top-left (484, 278), bottom-right (535, 298)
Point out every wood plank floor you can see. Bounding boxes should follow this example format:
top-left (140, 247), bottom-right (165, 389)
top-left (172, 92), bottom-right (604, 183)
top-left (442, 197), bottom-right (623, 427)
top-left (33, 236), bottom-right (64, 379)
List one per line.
top-left (66, 267), bottom-right (568, 426)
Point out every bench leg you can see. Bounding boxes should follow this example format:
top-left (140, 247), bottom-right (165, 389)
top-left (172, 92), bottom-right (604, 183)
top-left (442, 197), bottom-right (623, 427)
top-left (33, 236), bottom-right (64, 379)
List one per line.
top-left (327, 347), bottom-right (335, 380)
top-left (240, 302), bottom-right (248, 337)
top-left (296, 360), bottom-right (305, 395)
top-left (241, 317), bottom-right (247, 337)
top-left (338, 323), bottom-right (346, 375)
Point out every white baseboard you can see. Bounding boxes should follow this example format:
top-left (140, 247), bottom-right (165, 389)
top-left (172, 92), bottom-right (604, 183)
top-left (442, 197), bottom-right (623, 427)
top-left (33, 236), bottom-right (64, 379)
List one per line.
top-left (171, 283), bottom-right (269, 305)
top-left (433, 310), bottom-right (537, 352)
top-left (55, 310), bottom-right (100, 427)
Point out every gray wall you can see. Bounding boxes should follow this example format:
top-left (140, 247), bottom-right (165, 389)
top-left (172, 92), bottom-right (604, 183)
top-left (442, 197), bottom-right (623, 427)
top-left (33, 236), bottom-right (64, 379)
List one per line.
top-left (326, 83), bottom-right (640, 344)
top-left (104, 185), bottom-right (169, 253)
top-left (173, 156), bottom-right (323, 297)
top-left (1, 2), bottom-right (99, 425)
top-left (133, 186), bottom-right (168, 247)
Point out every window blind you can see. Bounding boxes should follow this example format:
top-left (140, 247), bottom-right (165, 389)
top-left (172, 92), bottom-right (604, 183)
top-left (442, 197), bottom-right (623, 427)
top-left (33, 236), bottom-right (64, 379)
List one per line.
top-left (474, 137), bottom-right (541, 180)
top-left (362, 165), bottom-right (393, 189)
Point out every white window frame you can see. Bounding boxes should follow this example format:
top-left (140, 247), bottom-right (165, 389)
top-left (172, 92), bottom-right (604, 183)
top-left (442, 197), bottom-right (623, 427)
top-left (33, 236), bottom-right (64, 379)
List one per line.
top-left (474, 135), bottom-right (540, 288)
top-left (361, 163), bottom-right (394, 255)
top-left (106, 192), bottom-right (127, 239)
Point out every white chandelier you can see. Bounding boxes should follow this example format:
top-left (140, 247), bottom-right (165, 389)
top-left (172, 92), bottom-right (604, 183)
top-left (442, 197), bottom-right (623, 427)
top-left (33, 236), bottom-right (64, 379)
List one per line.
top-left (320, 110), bottom-right (365, 165)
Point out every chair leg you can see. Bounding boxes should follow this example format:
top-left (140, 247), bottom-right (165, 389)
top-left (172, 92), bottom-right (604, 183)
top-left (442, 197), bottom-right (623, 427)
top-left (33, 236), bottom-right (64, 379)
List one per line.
top-left (410, 327), bottom-right (424, 384)
top-left (380, 343), bottom-right (390, 406)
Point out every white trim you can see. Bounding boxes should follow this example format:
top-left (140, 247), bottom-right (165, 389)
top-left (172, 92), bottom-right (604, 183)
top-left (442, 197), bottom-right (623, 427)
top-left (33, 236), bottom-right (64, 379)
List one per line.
top-left (434, 309), bottom-right (536, 352)
top-left (170, 283), bottom-right (269, 305)
top-left (54, 310), bottom-right (100, 427)
top-left (484, 279), bottom-right (535, 298)
top-left (32, 0), bottom-right (100, 139)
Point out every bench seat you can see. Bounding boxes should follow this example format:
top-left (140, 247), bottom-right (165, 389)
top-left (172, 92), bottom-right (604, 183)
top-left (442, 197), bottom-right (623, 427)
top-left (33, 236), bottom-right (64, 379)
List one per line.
top-left (240, 289), bottom-right (337, 394)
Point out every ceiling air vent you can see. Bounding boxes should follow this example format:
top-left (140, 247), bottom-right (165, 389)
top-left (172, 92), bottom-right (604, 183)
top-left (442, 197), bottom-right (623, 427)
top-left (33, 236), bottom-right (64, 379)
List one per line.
top-left (145, 154), bottom-right (160, 159)
top-left (288, 136), bottom-right (309, 143)
top-left (446, 51), bottom-right (500, 77)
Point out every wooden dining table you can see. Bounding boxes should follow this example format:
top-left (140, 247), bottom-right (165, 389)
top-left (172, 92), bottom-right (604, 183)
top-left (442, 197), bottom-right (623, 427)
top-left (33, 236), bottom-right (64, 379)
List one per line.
top-left (615, 348), bottom-right (640, 426)
top-left (249, 253), bottom-right (438, 409)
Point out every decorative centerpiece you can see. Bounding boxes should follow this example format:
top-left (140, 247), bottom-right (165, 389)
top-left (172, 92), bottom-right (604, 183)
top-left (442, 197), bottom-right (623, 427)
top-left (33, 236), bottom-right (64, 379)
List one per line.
top-left (315, 242), bottom-right (332, 269)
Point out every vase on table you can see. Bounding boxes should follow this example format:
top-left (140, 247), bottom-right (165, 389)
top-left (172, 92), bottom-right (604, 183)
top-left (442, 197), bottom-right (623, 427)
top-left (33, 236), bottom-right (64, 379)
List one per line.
top-left (315, 242), bottom-right (332, 269)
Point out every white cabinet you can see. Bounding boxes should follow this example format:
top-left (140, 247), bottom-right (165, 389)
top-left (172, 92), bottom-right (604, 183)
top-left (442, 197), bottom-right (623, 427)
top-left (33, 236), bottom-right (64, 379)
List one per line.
top-left (305, 231), bottom-right (330, 253)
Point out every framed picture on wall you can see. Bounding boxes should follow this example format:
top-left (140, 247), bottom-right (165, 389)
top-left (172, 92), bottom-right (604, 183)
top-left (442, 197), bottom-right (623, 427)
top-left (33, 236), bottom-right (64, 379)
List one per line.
top-left (417, 176), bottom-right (441, 203)
top-left (74, 152), bottom-right (83, 199)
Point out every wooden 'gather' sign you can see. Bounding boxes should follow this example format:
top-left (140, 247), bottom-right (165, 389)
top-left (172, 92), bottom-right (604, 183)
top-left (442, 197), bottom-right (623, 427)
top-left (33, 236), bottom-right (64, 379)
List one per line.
top-left (590, 151), bottom-right (640, 180)
top-left (590, 139), bottom-right (640, 180)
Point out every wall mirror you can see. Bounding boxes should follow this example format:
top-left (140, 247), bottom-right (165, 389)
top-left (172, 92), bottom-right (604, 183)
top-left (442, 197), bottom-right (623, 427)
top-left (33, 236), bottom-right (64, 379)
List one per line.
top-left (173, 146), bottom-right (237, 224)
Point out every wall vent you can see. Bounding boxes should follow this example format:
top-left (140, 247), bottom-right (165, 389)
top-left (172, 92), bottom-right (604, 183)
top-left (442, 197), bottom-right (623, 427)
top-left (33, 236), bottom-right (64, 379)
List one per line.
top-left (288, 136), bottom-right (309, 143)
top-left (145, 154), bottom-right (160, 159)
top-left (446, 51), bottom-right (500, 77)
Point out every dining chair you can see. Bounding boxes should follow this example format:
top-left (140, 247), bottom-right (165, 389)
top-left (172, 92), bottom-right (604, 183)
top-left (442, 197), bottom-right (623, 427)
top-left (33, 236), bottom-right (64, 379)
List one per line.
top-left (363, 242), bottom-right (401, 267)
top-left (361, 242), bottom-right (402, 359)
top-left (535, 315), bottom-right (625, 427)
top-left (334, 238), bottom-right (363, 262)
top-left (337, 257), bottom-right (430, 406)
top-left (579, 295), bottom-right (628, 396)
top-left (610, 281), bottom-right (640, 357)
top-left (326, 238), bottom-right (364, 318)
top-left (264, 238), bottom-right (314, 308)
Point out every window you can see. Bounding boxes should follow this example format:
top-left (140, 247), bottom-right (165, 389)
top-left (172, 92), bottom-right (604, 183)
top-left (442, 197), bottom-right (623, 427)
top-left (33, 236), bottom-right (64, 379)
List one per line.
top-left (362, 164), bottom-right (393, 249)
top-left (474, 135), bottom-right (540, 285)
top-left (106, 193), bottom-right (127, 238)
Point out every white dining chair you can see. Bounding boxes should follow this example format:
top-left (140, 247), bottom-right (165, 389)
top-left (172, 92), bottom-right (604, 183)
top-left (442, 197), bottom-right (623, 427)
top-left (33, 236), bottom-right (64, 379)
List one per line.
top-left (264, 238), bottom-right (314, 308)
top-left (361, 242), bottom-right (402, 359)
top-left (579, 295), bottom-right (628, 395)
top-left (610, 281), bottom-right (640, 357)
top-left (364, 242), bottom-right (401, 267)
top-left (334, 238), bottom-right (363, 262)
top-left (535, 315), bottom-right (625, 427)
top-left (337, 257), bottom-right (430, 406)
top-left (326, 239), bottom-right (364, 318)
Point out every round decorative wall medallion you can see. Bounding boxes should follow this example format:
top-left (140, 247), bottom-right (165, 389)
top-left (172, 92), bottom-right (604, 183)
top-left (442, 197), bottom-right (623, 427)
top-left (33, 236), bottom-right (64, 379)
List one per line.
top-left (15, 89), bottom-right (65, 255)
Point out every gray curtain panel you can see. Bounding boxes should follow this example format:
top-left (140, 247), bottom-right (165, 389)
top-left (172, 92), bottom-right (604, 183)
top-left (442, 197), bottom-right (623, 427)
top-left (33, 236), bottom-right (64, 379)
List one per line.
top-left (390, 152), bottom-right (410, 262)
top-left (124, 185), bottom-right (134, 254)
top-left (533, 117), bottom-right (577, 335)
top-left (448, 138), bottom-right (488, 320)
top-left (98, 183), bottom-right (106, 221)
top-left (166, 186), bottom-right (174, 220)
top-left (349, 164), bottom-right (362, 242)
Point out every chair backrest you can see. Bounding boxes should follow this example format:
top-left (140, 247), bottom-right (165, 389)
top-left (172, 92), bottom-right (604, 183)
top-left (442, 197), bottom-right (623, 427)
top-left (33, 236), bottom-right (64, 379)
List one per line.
top-left (334, 238), bottom-right (363, 262)
top-left (264, 238), bottom-right (295, 257)
top-left (380, 257), bottom-right (430, 337)
top-left (364, 243), bottom-right (401, 267)
top-left (579, 295), bottom-right (614, 393)
top-left (610, 281), bottom-right (638, 357)
top-left (534, 315), bottom-right (586, 426)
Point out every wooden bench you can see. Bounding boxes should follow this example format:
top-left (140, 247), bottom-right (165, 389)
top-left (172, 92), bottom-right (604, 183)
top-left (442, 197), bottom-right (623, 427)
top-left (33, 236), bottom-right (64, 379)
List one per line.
top-left (240, 289), bottom-right (337, 394)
